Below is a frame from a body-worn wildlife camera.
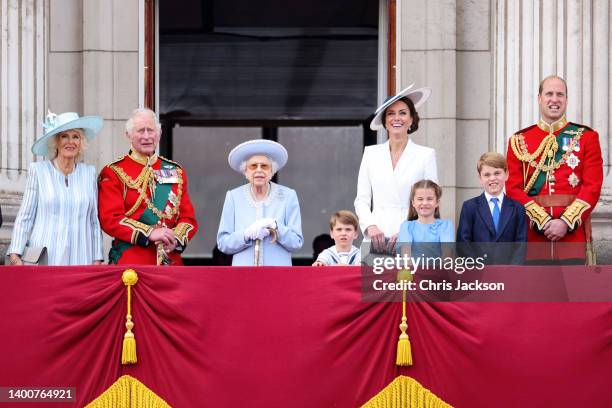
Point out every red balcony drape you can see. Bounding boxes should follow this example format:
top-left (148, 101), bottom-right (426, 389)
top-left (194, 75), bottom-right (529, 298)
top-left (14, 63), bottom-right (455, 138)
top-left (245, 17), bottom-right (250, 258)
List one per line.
top-left (0, 266), bottom-right (611, 407)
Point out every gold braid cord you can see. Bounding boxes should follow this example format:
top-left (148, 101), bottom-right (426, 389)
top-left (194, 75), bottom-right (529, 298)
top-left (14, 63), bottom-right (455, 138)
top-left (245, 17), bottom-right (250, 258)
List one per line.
top-left (396, 269), bottom-right (413, 366)
top-left (110, 164), bottom-right (184, 221)
top-left (85, 375), bottom-right (170, 408)
top-left (524, 201), bottom-right (551, 230)
top-left (121, 269), bottom-right (138, 365)
top-left (509, 128), bottom-right (584, 193)
top-left (560, 199), bottom-right (591, 230)
top-left (361, 376), bottom-right (452, 408)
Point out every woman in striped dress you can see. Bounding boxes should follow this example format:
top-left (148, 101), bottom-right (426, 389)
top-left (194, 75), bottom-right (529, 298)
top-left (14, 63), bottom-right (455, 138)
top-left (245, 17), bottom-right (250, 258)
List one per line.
top-left (7, 112), bottom-right (104, 265)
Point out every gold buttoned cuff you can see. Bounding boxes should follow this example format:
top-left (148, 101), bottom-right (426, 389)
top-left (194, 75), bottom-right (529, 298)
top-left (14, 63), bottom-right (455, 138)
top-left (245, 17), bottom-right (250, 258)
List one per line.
top-left (560, 199), bottom-right (591, 230)
top-left (173, 222), bottom-right (195, 246)
top-left (524, 200), bottom-right (552, 230)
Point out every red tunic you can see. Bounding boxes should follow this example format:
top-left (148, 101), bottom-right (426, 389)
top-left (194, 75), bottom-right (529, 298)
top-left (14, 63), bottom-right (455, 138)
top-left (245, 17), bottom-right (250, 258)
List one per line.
top-left (506, 119), bottom-right (603, 260)
top-left (98, 152), bottom-right (198, 265)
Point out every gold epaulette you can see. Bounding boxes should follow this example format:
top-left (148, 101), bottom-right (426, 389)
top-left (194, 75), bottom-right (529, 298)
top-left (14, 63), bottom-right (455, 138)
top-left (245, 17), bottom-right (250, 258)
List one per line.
top-left (98, 155), bottom-right (128, 184)
top-left (524, 200), bottom-right (551, 230)
top-left (560, 199), bottom-right (591, 230)
top-left (106, 154), bottom-right (128, 167)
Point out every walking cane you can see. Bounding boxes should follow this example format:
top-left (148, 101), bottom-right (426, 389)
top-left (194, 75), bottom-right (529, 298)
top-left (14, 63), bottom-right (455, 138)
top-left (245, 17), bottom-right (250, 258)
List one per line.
top-left (254, 239), bottom-right (262, 266)
top-left (253, 228), bottom-right (278, 266)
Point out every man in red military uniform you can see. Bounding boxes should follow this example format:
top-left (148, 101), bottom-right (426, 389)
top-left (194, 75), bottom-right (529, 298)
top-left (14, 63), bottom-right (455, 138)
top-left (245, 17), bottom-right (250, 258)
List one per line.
top-left (98, 108), bottom-right (198, 265)
top-left (506, 75), bottom-right (603, 263)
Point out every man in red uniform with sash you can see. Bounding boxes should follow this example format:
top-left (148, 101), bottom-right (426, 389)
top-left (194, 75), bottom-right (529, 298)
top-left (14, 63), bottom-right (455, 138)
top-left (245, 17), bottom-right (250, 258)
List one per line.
top-left (506, 76), bottom-right (603, 263)
top-left (98, 108), bottom-right (198, 265)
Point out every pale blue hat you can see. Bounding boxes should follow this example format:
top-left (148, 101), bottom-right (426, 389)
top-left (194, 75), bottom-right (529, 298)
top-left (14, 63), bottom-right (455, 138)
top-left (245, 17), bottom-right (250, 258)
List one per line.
top-left (31, 111), bottom-right (104, 156)
top-left (228, 139), bottom-right (288, 173)
top-left (370, 84), bottom-right (431, 131)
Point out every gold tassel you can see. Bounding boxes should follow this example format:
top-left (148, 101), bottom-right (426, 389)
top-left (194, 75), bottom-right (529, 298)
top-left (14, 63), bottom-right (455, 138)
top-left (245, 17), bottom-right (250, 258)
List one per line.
top-left (586, 242), bottom-right (596, 266)
top-left (396, 268), bottom-right (413, 366)
top-left (121, 269), bottom-right (139, 365)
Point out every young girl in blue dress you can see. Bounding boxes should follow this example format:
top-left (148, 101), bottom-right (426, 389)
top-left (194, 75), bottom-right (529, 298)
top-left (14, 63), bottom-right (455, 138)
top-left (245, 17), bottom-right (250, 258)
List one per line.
top-left (397, 179), bottom-right (454, 257)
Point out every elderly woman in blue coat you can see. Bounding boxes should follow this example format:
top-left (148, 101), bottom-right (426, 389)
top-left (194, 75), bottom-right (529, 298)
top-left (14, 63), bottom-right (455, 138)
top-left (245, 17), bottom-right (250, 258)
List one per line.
top-left (217, 139), bottom-right (303, 266)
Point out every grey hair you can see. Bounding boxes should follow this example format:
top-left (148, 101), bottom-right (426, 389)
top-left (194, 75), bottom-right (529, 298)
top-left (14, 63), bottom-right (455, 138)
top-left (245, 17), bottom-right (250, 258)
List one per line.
top-left (125, 108), bottom-right (161, 134)
top-left (47, 129), bottom-right (87, 161)
top-left (240, 156), bottom-right (279, 177)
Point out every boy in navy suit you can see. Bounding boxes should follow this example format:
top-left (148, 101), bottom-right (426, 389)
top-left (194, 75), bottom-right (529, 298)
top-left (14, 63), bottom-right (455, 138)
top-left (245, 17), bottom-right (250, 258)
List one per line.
top-left (457, 153), bottom-right (527, 262)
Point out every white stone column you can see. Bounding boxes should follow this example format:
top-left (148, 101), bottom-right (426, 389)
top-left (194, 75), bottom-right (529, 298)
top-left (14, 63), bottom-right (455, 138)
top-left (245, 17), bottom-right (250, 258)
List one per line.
top-left (494, 0), bottom-right (610, 160)
top-left (0, 0), bottom-right (45, 254)
top-left (494, 0), bottom-right (612, 258)
top-left (456, 0), bottom-right (493, 215)
top-left (398, 0), bottom-right (457, 222)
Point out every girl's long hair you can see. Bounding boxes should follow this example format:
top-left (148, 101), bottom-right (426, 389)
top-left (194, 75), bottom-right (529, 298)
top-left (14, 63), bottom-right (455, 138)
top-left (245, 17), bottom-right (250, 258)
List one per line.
top-left (407, 179), bottom-right (442, 220)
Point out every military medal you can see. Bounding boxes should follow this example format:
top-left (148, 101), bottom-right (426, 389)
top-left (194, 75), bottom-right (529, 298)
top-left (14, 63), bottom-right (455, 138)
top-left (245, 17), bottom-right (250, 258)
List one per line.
top-left (562, 137), bottom-right (571, 152)
top-left (566, 153), bottom-right (580, 169)
top-left (568, 173), bottom-right (580, 187)
top-left (154, 169), bottom-right (180, 184)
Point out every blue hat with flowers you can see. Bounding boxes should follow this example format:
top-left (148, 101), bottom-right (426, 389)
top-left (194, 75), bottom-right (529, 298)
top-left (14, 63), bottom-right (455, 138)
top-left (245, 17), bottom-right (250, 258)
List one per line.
top-left (31, 111), bottom-right (104, 156)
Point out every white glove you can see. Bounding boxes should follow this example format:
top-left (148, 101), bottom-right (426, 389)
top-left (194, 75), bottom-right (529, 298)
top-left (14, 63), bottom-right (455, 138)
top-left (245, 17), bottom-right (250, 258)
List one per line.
top-left (244, 223), bottom-right (259, 241)
top-left (254, 226), bottom-right (271, 241)
top-left (259, 218), bottom-right (277, 229)
top-left (244, 220), bottom-right (274, 241)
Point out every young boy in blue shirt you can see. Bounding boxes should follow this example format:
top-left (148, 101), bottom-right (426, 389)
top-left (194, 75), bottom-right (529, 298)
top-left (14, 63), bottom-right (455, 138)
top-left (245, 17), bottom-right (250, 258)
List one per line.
top-left (313, 210), bottom-right (361, 266)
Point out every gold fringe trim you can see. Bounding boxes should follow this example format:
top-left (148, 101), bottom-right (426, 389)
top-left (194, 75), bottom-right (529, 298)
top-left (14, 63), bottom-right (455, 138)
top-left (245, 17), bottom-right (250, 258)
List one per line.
top-left (85, 375), bottom-right (171, 408)
top-left (122, 269), bottom-right (138, 365)
top-left (396, 269), bottom-right (413, 366)
top-left (361, 376), bottom-right (452, 408)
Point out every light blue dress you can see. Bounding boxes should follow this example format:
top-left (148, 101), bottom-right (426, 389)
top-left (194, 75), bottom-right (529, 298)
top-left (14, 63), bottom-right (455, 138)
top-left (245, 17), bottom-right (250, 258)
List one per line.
top-left (8, 161), bottom-right (104, 265)
top-left (217, 182), bottom-right (303, 266)
top-left (397, 219), bottom-right (455, 257)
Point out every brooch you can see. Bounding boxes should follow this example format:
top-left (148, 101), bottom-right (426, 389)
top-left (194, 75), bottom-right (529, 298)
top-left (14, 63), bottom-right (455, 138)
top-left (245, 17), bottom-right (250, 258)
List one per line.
top-left (566, 153), bottom-right (580, 170)
top-left (568, 173), bottom-right (580, 188)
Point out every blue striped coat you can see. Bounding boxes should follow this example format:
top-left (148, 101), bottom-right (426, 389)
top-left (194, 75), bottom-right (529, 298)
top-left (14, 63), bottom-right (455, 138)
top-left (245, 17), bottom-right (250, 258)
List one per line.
top-left (8, 161), bottom-right (104, 265)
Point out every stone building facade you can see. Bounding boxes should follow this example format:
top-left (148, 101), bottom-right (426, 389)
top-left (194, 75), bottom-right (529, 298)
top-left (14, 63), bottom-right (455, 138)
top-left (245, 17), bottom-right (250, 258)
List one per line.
top-left (1, 0), bottom-right (610, 261)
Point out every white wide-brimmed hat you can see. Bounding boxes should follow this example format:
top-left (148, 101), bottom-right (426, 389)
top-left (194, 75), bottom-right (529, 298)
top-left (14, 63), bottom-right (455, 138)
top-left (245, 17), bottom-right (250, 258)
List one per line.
top-left (228, 139), bottom-right (288, 173)
top-left (369, 84), bottom-right (431, 131)
top-left (31, 111), bottom-right (104, 156)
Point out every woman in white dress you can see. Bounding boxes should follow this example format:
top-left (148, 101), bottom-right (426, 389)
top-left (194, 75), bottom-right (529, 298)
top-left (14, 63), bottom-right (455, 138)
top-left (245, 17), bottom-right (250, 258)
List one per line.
top-left (354, 85), bottom-right (438, 252)
top-left (7, 111), bottom-right (104, 265)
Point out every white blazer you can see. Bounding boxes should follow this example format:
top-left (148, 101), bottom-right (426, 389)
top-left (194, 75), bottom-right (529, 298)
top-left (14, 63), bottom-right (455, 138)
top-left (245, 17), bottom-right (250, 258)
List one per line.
top-left (354, 139), bottom-right (438, 239)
